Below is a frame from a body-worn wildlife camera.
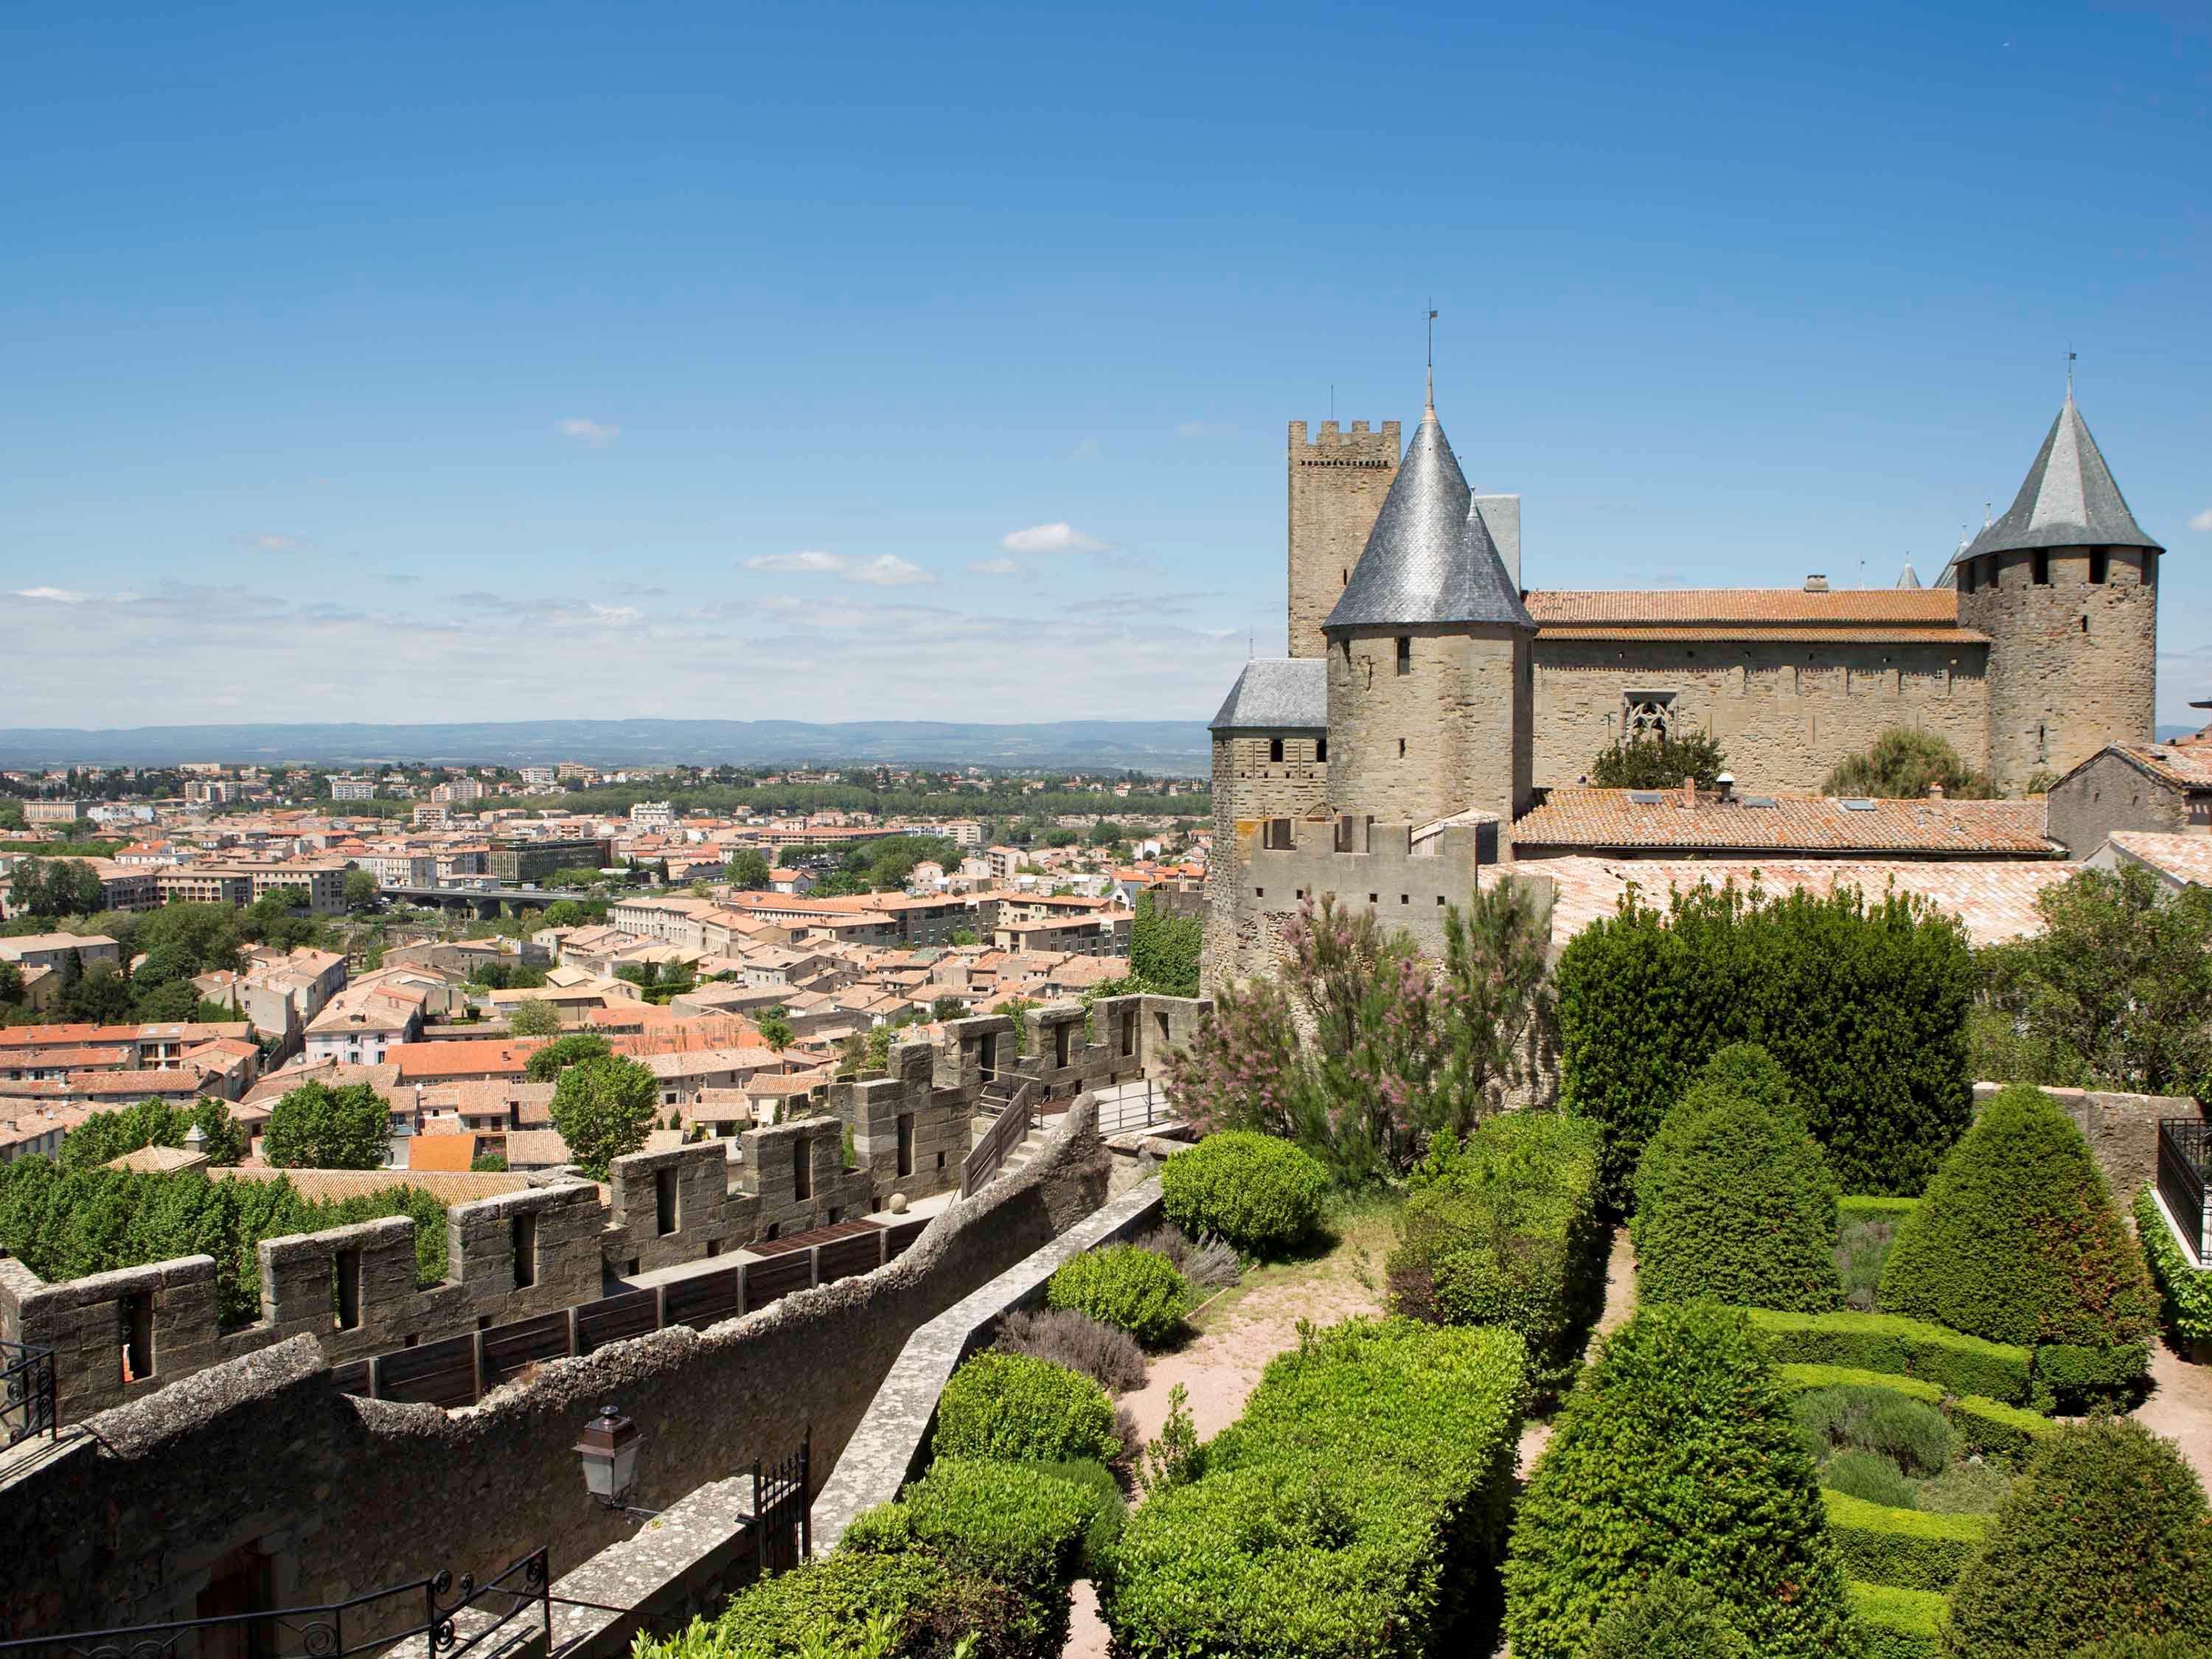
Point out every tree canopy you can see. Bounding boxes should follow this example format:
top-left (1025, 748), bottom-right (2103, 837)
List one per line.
top-left (1820, 727), bottom-right (1997, 799)
top-left (261, 1080), bottom-right (393, 1169)
top-left (1590, 730), bottom-right (1728, 790)
top-left (549, 1054), bottom-right (658, 1178)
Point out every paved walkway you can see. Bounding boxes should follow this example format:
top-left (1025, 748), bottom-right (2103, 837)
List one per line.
top-left (2132, 1332), bottom-right (2212, 1489)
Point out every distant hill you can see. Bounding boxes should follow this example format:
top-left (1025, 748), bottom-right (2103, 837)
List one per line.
top-left (0, 718), bottom-right (1214, 773)
top-left (2157, 723), bottom-right (2201, 744)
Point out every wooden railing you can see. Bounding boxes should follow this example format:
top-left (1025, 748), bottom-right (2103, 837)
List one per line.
top-left (961, 1077), bottom-right (1038, 1197)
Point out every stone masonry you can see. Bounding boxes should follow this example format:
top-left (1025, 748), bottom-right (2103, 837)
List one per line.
top-left (1287, 419), bottom-right (1398, 660)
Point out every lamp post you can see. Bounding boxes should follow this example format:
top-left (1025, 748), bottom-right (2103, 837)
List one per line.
top-left (574, 1404), bottom-right (658, 1517)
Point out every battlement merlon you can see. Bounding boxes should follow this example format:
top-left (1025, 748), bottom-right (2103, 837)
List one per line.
top-left (1288, 418), bottom-right (1402, 464)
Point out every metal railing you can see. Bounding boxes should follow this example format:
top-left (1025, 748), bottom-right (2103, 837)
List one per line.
top-left (0, 1547), bottom-right (549, 1659)
top-left (1094, 1080), bottom-right (1176, 1138)
top-left (2158, 1119), bottom-right (2211, 1267)
top-left (2, 1339), bottom-right (56, 1448)
top-left (961, 1077), bottom-right (1038, 1197)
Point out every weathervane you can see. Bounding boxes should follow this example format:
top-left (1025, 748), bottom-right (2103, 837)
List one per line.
top-left (1425, 301), bottom-right (1439, 411)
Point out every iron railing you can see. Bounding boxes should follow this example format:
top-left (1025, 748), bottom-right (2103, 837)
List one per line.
top-left (2158, 1119), bottom-right (2211, 1267)
top-left (1094, 1080), bottom-right (1177, 1138)
top-left (0, 1547), bottom-right (549, 1659)
top-left (1, 1339), bottom-right (56, 1449)
top-left (961, 1077), bottom-right (1039, 1197)
top-left (751, 1427), bottom-right (813, 1575)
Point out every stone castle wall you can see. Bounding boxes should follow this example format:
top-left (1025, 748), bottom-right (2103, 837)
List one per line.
top-left (1287, 420), bottom-right (1397, 660)
top-left (1532, 639), bottom-right (1993, 793)
top-left (1326, 625), bottom-right (1531, 826)
top-left (2048, 748), bottom-right (2191, 857)
top-left (1956, 546), bottom-right (2157, 792)
top-left (1203, 731), bottom-right (1329, 992)
top-left (0, 1101), bottom-right (1116, 1651)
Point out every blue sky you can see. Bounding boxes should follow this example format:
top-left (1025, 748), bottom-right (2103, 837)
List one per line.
top-left (3, 1), bottom-right (2207, 731)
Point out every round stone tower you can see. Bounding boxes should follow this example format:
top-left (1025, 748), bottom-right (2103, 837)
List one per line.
top-left (1951, 390), bottom-right (2163, 792)
top-left (1322, 390), bottom-right (1536, 829)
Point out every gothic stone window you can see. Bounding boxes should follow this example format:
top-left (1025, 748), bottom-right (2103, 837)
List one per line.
top-left (1623, 691), bottom-right (1677, 742)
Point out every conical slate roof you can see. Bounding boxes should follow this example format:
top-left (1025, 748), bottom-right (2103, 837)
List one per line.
top-left (1324, 402), bottom-right (1536, 633)
top-left (1896, 560), bottom-right (1922, 589)
top-left (1208, 658), bottom-right (1326, 731)
top-left (1962, 392), bottom-right (2163, 560)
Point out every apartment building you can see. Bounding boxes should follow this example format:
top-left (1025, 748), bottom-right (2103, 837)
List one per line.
top-left (159, 860), bottom-right (347, 914)
top-left (490, 838), bottom-right (610, 883)
top-left (0, 933), bottom-right (122, 976)
top-left (431, 779), bottom-right (485, 805)
top-left (24, 800), bottom-right (81, 827)
top-left (327, 776), bottom-right (377, 801)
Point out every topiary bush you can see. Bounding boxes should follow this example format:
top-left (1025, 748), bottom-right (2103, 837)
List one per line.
top-left (1877, 1085), bottom-right (2155, 1387)
top-left (1820, 1488), bottom-right (1988, 1589)
top-left (1945, 1417), bottom-right (2212, 1659)
top-left (1582, 1577), bottom-right (1749, 1659)
top-left (676, 1546), bottom-right (1028, 1659)
top-left (1554, 880), bottom-right (1974, 1203)
top-left (931, 1352), bottom-right (1121, 1467)
top-left (1158, 1130), bottom-right (1329, 1257)
top-left (1044, 1245), bottom-right (1192, 1348)
top-left (1632, 1078), bottom-right (1843, 1312)
top-left (1387, 1111), bottom-right (1605, 1395)
top-left (1102, 1318), bottom-right (1527, 1658)
top-left (1037, 1457), bottom-right (1124, 1579)
top-left (2135, 1185), bottom-right (2212, 1346)
top-left (1502, 1302), bottom-right (1862, 1659)
top-left (1849, 1582), bottom-right (1944, 1659)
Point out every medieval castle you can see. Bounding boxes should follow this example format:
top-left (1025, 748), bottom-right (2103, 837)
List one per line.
top-left (1203, 376), bottom-right (2166, 985)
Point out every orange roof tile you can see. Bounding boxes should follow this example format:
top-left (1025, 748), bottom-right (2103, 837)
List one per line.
top-left (1512, 788), bottom-right (2057, 857)
top-left (1526, 588), bottom-right (1961, 626)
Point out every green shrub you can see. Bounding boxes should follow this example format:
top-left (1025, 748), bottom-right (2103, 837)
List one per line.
top-left (1947, 1418), bottom-right (2212, 1659)
top-left (1913, 1459), bottom-right (2010, 1515)
top-left (1554, 881), bottom-right (1973, 1202)
top-left (1820, 1489), bottom-right (1987, 1589)
top-left (1823, 1449), bottom-right (1919, 1510)
top-left (1503, 1303), bottom-right (1861, 1659)
top-left (2031, 1338), bottom-right (2152, 1408)
top-left (1877, 1085), bottom-right (2155, 1366)
top-left (1848, 1582), bottom-right (1944, 1659)
top-left (1839, 1195), bottom-right (1921, 1226)
top-left (2079, 1641), bottom-right (2212, 1659)
top-left (1157, 1130), bottom-right (1328, 1257)
top-left (1582, 1576), bottom-right (1750, 1659)
top-left (2135, 1184), bottom-right (2212, 1345)
top-left (1103, 1318), bottom-right (1526, 1658)
top-left (1633, 1081), bottom-right (1842, 1311)
top-left (846, 1458), bottom-right (1092, 1655)
top-left (1792, 1386), bottom-right (1952, 1475)
top-left (1945, 1394), bottom-right (2054, 1467)
top-left (1043, 1246), bottom-right (1192, 1347)
top-left (1775, 1363), bottom-right (1941, 1403)
top-left (693, 1546), bottom-right (1026, 1659)
top-left (1037, 1458), bottom-right (1124, 1579)
top-left (1742, 1308), bottom-right (2032, 1403)
top-left (931, 1352), bottom-right (1120, 1467)
top-left (1386, 1112), bottom-right (1605, 1394)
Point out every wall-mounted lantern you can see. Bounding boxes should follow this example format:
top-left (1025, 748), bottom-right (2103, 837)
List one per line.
top-left (575, 1404), bottom-right (643, 1510)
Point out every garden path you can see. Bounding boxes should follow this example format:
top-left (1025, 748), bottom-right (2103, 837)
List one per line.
top-left (2132, 1334), bottom-right (2212, 1488)
top-left (1060, 1202), bottom-right (1399, 1659)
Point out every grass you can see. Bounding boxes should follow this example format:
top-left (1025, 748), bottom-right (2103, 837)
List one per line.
top-left (1179, 1189), bottom-right (1404, 1332)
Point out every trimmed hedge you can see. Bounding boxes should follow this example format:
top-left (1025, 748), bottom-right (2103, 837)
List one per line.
top-left (1632, 1077), bottom-right (1842, 1312)
top-left (1387, 1112), bottom-right (1605, 1394)
top-left (1102, 1317), bottom-right (1526, 1658)
top-left (1158, 1130), bottom-right (1328, 1257)
top-left (1775, 1363), bottom-right (1941, 1404)
top-left (1877, 1084), bottom-right (2156, 1363)
top-left (2031, 1338), bottom-right (2152, 1406)
top-left (1840, 1195), bottom-right (1920, 1226)
top-left (931, 1352), bottom-right (1121, 1466)
top-left (2137, 1183), bottom-right (2212, 1345)
top-left (1821, 1489), bottom-right (1989, 1590)
top-left (1848, 1582), bottom-right (1944, 1659)
top-left (1947, 1417), bottom-right (2212, 1659)
top-left (1742, 1308), bottom-right (2032, 1404)
top-left (1503, 1304), bottom-right (1861, 1659)
top-left (678, 1547), bottom-right (1029, 1659)
top-left (1553, 880), bottom-right (1974, 1202)
top-left (1583, 1577), bottom-right (1750, 1658)
top-left (1044, 1245), bottom-right (1192, 1348)
top-left (1774, 1362), bottom-right (2053, 1467)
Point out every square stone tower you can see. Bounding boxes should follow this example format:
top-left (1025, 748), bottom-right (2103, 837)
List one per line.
top-left (1288, 419), bottom-right (1399, 659)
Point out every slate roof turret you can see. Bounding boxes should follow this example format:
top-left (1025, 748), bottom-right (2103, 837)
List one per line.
top-left (1324, 400), bottom-right (1536, 633)
top-left (1961, 391), bottom-right (2162, 561)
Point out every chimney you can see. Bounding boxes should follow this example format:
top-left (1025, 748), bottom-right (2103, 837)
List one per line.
top-left (1683, 776), bottom-right (1697, 810)
top-left (1804, 574), bottom-right (1829, 593)
top-left (1927, 783), bottom-right (1944, 800)
top-left (1715, 771), bottom-right (1736, 801)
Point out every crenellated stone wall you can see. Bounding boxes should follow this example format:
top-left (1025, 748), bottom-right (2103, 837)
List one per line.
top-left (1287, 419), bottom-right (1399, 660)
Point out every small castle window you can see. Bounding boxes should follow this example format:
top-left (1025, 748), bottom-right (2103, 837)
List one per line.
top-left (1961, 560), bottom-right (1977, 594)
top-left (1398, 737), bottom-right (1407, 758)
top-left (1341, 568), bottom-right (1348, 586)
top-left (1268, 737), bottom-right (1284, 762)
top-left (2145, 554), bottom-right (2157, 588)
top-left (1315, 737), bottom-right (1327, 762)
top-left (1396, 637), bottom-right (1412, 675)
top-left (2081, 615), bottom-right (2089, 634)
top-left (2033, 551), bottom-right (2048, 585)
top-left (2090, 549), bottom-right (2109, 585)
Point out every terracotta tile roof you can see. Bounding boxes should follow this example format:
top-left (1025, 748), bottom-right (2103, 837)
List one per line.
top-left (1512, 788), bottom-right (2058, 857)
top-left (504, 1129), bottom-right (574, 1167)
top-left (106, 1144), bottom-right (211, 1174)
top-left (387, 1038), bottom-right (544, 1082)
top-left (2104, 832), bottom-right (2212, 888)
top-left (406, 1133), bottom-right (484, 1172)
top-left (212, 1165), bottom-right (537, 1204)
top-left (1532, 625), bottom-right (1989, 644)
top-left (1495, 856), bottom-right (2080, 948)
top-left (2106, 744), bottom-right (2212, 790)
top-left (1526, 588), bottom-right (1962, 627)
top-left (243, 1060), bottom-right (401, 1105)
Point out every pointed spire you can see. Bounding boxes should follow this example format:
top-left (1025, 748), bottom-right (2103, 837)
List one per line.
top-left (1964, 394), bottom-right (2163, 560)
top-left (1896, 560), bottom-right (1922, 589)
top-left (1324, 396), bottom-right (1534, 633)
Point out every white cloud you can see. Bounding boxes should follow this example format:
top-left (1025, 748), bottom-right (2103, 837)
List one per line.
top-left (13, 586), bottom-right (90, 603)
top-left (743, 549), bottom-right (933, 586)
top-left (589, 603), bottom-right (643, 625)
top-left (2190, 508), bottom-right (2212, 532)
top-left (1176, 420), bottom-right (1236, 439)
top-left (1068, 437), bottom-right (1102, 461)
top-left (246, 534), bottom-right (300, 552)
top-left (557, 417), bottom-right (621, 448)
top-left (966, 557), bottom-right (1023, 577)
top-left (1000, 522), bottom-right (1106, 554)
